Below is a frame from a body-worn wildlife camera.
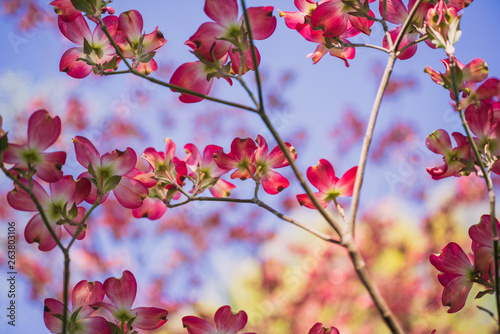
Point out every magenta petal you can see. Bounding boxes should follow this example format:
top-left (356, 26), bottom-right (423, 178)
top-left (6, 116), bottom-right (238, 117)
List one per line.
top-left (170, 61), bottom-right (214, 103)
top-left (267, 143), bottom-right (296, 168)
top-left (310, 1), bottom-right (347, 38)
top-left (131, 307), bottom-right (168, 330)
top-left (380, 0), bottom-right (408, 24)
top-left (132, 197), bottom-right (167, 220)
top-left (49, 175), bottom-right (78, 204)
top-left (209, 179), bottom-right (236, 198)
top-left (477, 78), bottom-right (500, 100)
top-left (25, 214), bottom-right (61, 251)
top-left (36, 151), bottom-right (67, 183)
top-left (230, 137), bottom-right (257, 161)
top-left (296, 192), bottom-right (328, 209)
top-left (50, 0), bottom-right (80, 22)
top-left (104, 270), bottom-right (137, 310)
top-left (182, 315), bottom-right (216, 334)
top-left (112, 177), bottom-right (148, 209)
top-left (308, 322), bottom-right (340, 334)
top-left (118, 10), bottom-right (143, 43)
top-left (469, 215), bottom-right (499, 248)
top-left (441, 275), bottom-right (473, 313)
top-left (243, 6), bottom-right (277, 40)
top-left (72, 280), bottom-right (105, 319)
top-left (77, 317), bottom-right (112, 334)
top-left (7, 179), bottom-right (51, 211)
top-left (336, 166), bottom-right (358, 197)
top-left (213, 151), bottom-right (238, 170)
top-left (27, 110), bottom-right (61, 151)
top-left (186, 22), bottom-right (230, 61)
top-left (3, 143), bottom-right (25, 165)
top-left (429, 242), bottom-right (473, 275)
top-left (203, 145), bottom-right (231, 177)
top-left (101, 147), bottom-right (137, 176)
top-left (261, 170), bottom-right (289, 195)
top-left (307, 159), bottom-right (336, 193)
top-left (214, 305), bottom-right (247, 334)
top-left (426, 129), bottom-right (452, 155)
top-left (73, 136), bottom-right (101, 169)
top-left (204, 0), bottom-right (238, 26)
top-left (44, 298), bottom-right (66, 333)
top-left (383, 27), bottom-right (418, 60)
top-left (229, 44), bottom-right (261, 74)
top-left (184, 143), bottom-right (202, 171)
top-left (58, 14), bottom-right (91, 45)
top-left (60, 47), bottom-right (93, 79)
top-left (142, 27), bottom-right (167, 54)
top-left (465, 100), bottom-right (492, 140)
top-left (93, 15), bottom-right (119, 47)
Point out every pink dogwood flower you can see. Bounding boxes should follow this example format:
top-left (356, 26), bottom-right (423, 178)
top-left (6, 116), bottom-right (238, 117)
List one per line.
top-left (117, 10), bottom-right (167, 75)
top-left (50, 0), bottom-right (80, 22)
top-left (254, 135), bottom-right (297, 195)
top-left (73, 136), bottom-right (148, 209)
top-left (184, 143), bottom-right (235, 197)
top-left (296, 159), bottom-right (357, 209)
top-left (429, 242), bottom-right (476, 313)
top-left (7, 176), bottom-right (90, 251)
top-left (182, 305), bottom-right (254, 334)
top-left (44, 280), bottom-right (110, 334)
top-left (309, 322), bottom-right (340, 334)
top-left (469, 214), bottom-right (500, 277)
top-left (186, 0), bottom-right (276, 62)
top-left (3, 109), bottom-right (66, 183)
top-left (425, 129), bottom-right (472, 180)
top-left (94, 270), bottom-right (168, 331)
top-left (213, 137), bottom-right (257, 180)
top-left (58, 14), bottom-right (120, 78)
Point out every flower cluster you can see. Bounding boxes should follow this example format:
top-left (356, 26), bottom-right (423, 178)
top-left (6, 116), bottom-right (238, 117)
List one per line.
top-left (51, 0), bottom-right (166, 78)
top-left (169, 0), bottom-right (276, 102)
top-left (2, 110), bottom-right (148, 251)
top-left (44, 270), bottom-right (168, 334)
top-left (430, 215), bottom-right (498, 313)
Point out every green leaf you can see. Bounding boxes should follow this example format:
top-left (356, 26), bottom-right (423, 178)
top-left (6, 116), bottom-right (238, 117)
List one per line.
top-left (87, 163), bottom-right (97, 179)
top-left (103, 175), bottom-right (122, 192)
top-left (71, 306), bottom-right (82, 322)
top-left (70, 0), bottom-right (94, 15)
top-left (102, 56), bottom-right (118, 70)
top-left (83, 38), bottom-right (92, 55)
top-left (107, 321), bottom-right (122, 334)
top-left (140, 52), bottom-right (156, 64)
top-left (475, 289), bottom-right (494, 299)
top-left (68, 203), bottom-right (79, 219)
top-left (0, 133), bottom-right (8, 152)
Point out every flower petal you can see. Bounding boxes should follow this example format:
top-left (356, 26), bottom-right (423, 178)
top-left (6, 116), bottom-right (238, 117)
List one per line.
top-left (103, 270), bottom-right (137, 311)
top-left (101, 147), bottom-right (137, 176)
top-left (118, 10), bottom-right (143, 44)
top-left (214, 305), bottom-right (247, 334)
top-left (132, 197), bottom-right (167, 220)
top-left (261, 170), bottom-right (290, 195)
top-left (131, 307), bottom-right (168, 330)
top-left (336, 166), bottom-right (358, 197)
top-left (204, 0), bottom-right (238, 26)
top-left (36, 151), bottom-right (67, 183)
top-left (307, 159), bottom-right (336, 193)
top-left (59, 47), bottom-right (93, 79)
top-left (243, 6), bottom-right (276, 40)
top-left (7, 179), bottom-right (51, 211)
top-left (112, 177), bottom-right (148, 209)
top-left (72, 280), bottom-right (105, 319)
top-left (170, 61), bottom-right (214, 103)
top-left (27, 110), bottom-right (61, 151)
top-left (73, 136), bottom-right (101, 169)
top-left (58, 14), bottom-right (91, 45)
top-left (296, 192), bottom-right (329, 209)
top-left (44, 298), bottom-right (66, 333)
top-left (24, 214), bottom-right (61, 251)
top-left (182, 315), bottom-right (216, 334)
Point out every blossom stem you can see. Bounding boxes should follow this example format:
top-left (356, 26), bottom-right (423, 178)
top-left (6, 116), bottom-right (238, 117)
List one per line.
top-left (169, 194), bottom-right (341, 244)
top-left (449, 57), bottom-right (500, 330)
top-left (96, 18), bottom-right (258, 113)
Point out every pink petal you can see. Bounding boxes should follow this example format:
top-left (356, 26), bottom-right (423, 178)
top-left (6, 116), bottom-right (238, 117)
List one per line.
top-left (429, 242), bottom-right (473, 275)
top-left (182, 315), bottom-right (216, 334)
top-left (230, 137), bottom-right (257, 162)
top-left (7, 179), bottom-right (51, 211)
top-left (477, 78), bottom-right (500, 100)
top-left (380, 0), bottom-right (408, 24)
top-left (170, 61), bottom-right (214, 103)
top-left (229, 43), bottom-right (261, 74)
top-left (24, 214), bottom-right (61, 251)
top-left (186, 22), bottom-right (230, 61)
top-left (72, 280), bottom-right (105, 319)
top-left (348, 10), bottom-right (374, 35)
top-left (203, 145), bottom-right (230, 177)
top-left (118, 10), bottom-right (143, 44)
top-left (36, 151), bottom-right (67, 183)
top-left (44, 298), bottom-right (66, 333)
top-left (213, 151), bottom-right (238, 170)
top-left (142, 147), bottom-right (165, 170)
top-left (164, 138), bottom-right (177, 163)
top-left (49, 175), bottom-right (78, 204)
top-left (261, 170), bottom-right (290, 195)
top-left (326, 38), bottom-right (355, 67)
top-left (142, 27), bottom-right (167, 54)
top-left (101, 147), bottom-right (137, 176)
top-left (103, 270), bottom-right (137, 311)
top-left (465, 100), bottom-right (492, 140)
top-left (209, 179), bottom-right (236, 198)
top-left (462, 58), bottom-right (488, 83)
top-left (242, 6), bottom-right (277, 40)
top-left (132, 197), bottom-right (167, 220)
top-left (382, 27), bottom-right (418, 60)
top-left (60, 47), bottom-right (93, 79)
top-left (307, 159), bottom-right (336, 193)
top-left (50, 0), bottom-right (80, 22)
top-left (76, 317), bottom-right (112, 334)
top-left (184, 143), bottom-right (202, 171)
top-left (310, 1), bottom-right (347, 38)
top-left (112, 177), bottom-right (148, 209)
top-left (296, 192), bottom-right (329, 209)
top-left (280, 10), bottom-right (307, 30)
top-left (73, 136), bottom-right (101, 169)
top-left (63, 207), bottom-right (87, 241)
top-left (214, 305), bottom-right (247, 334)
top-left (254, 134), bottom-right (269, 162)
top-left (308, 322), bottom-right (340, 334)
top-left (3, 143), bottom-right (25, 166)
top-left (441, 275), bottom-right (473, 313)
top-left (267, 142), bottom-right (296, 168)
top-left (469, 214), bottom-right (499, 248)
top-left (27, 109), bottom-right (61, 151)
top-left (336, 166), bottom-right (358, 197)
top-left (92, 15), bottom-right (119, 48)
top-left (426, 129), bottom-right (452, 155)
top-left (58, 14), bottom-right (91, 45)
top-left (131, 307), bottom-right (168, 330)
top-left (204, 0), bottom-right (238, 26)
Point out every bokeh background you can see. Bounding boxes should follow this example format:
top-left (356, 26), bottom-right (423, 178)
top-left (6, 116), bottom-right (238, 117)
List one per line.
top-left (1, 0), bottom-right (500, 333)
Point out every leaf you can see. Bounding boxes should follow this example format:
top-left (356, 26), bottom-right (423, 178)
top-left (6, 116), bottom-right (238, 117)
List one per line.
top-left (71, 306), bottom-right (82, 322)
top-left (68, 203), bottom-right (79, 219)
top-left (83, 38), bottom-right (92, 55)
top-left (103, 175), bottom-right (122, 192)
top-left (70, 0), bottom-right (94, 15)
top-left (140, 52), bottom-right (156, 64)
top-left (0, 133), bottom-right (8, 153)
top-left (87, 163), bottom-right (97, 179)
top-left (475, 289), bottom-right (495, 299)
